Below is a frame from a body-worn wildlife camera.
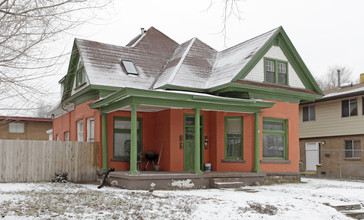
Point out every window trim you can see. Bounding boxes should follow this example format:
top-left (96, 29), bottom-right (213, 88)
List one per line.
top-left (262, 117), bottom-right (288, 160)
top-left (303, 105), bottom-right (316, 122)
top-left (77, 120), bottom-right (84, 142)
top-left (344, 139), bottom-right (361, 159)
top-left (224, 116), bottom-right (244, 160)
top-left (342, 98), bottom-right (358, 117)
top-left (264, 57), bottom-right (289, 86)
top-left (8, 122), bottom-right (25, 134)
top-left (113, 117), bottom-right (143, 159)
top-left (75, 58), bottom-right (86, 88)
top-left (87, 118), bottom-right (95, 142)
top-left (64, 131), bottom-right (70, 141)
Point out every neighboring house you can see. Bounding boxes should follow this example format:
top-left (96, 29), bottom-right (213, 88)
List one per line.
top-left (0, 116), bottom-right (52, 140)
top-left (52, 26), bottom-right (322, 178)
top-left (300, 76), bottom-right (364, 179)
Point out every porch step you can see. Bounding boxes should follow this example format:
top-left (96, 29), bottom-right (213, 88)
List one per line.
top-left (213, 178), bottom-right (245, 188)
top-left (325, 203), bottom-right (364, 219)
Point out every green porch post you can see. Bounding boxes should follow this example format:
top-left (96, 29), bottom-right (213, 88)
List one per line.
top-left (194, 108), bottom-right (203, 174)
top-left (252, 112), bottom-right (262, 173)
top-left (129, 104), bottom-right (139, 175)
top-left (101, 113), bottom-right (108, 171)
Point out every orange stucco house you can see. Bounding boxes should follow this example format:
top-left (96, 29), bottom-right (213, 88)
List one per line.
top-left (52, 27), bottom-right (322, 187)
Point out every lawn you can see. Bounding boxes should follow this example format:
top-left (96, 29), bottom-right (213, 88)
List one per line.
top-left (0, 178), bottom-right (363, 219)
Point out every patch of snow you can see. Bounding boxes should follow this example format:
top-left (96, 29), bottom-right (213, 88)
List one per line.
top-left (171, 179), bottom-right (195, 188)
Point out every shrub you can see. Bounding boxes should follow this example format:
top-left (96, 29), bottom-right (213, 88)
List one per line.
top-left (52, 172), bottom-right (68, 183)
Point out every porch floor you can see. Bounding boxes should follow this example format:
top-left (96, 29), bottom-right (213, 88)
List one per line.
top-left (97, 171), bottom-right (268, 190)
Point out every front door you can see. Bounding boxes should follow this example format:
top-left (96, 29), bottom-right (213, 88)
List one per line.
top-left (305, 142), bottom-right (320, 171)
top-left (184, 115), bottom-right (204, 171)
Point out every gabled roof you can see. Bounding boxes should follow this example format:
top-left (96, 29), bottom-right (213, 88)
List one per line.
top-left (60, 26), bottom-right (322, 104)
top-left (0, 116), bottom-right (52, 122)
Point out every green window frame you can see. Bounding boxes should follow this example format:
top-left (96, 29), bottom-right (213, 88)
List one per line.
top-left (76, 58), bottom-right (86, 88)
top-left (224, 116), bottom-right (243, 159)
top-left (263, 118), bottom-right (288, 160)
top-left (113, 117), bottom-right (142, 159)
top-left (264, 58), bottom-right (289, 86)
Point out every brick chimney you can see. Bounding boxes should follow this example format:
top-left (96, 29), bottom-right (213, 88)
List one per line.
top-left (361, 73), bottom-right (364, 84)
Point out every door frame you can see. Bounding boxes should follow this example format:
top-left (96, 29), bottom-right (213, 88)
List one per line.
top-left (305, 142), bottom-right (321, 172)
top-left (183, 114), bottom-right (204, 171)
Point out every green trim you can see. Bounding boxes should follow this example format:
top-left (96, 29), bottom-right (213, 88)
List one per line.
top-left (74, 91), bottom-right (99, 106)
top-left (232, 27), bottom-right (322, 95)
top-left (252, 112), bottom-right (262, 173)
top-left (129, 104), bottom-right (139, 175)
top-left (193, 108), bottom-right (203, 174)
top-left (183, 114), bottom-right (204, 172)
top-left (209, 82), bottom-right (322, 103)
top-left (224, 116), bottom-right (244, 160)
top-left (262, 117), bottom-right (288, 160)
top-left (89, 87), bottom-right (274, 114)
top-left (263, 57), bottom-right (289, 86)
top-left (101, 114), bottom-right (108, 171)
top-left (112, 116), bottom-right (142, 159)
top-left (156, 84), bottom-right (207, 93)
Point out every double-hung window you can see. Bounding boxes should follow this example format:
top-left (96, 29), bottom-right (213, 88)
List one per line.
top-left (87, 118), bottom-right (95, 142)
top-left (76, 58), bottom-right (86, 87)
top-left (303, 105), bottom-right (316, 121)
top-left (113, 117), bottom-right (142, 159)
top-left (224, 117), bottom-right (243, 159)
top-left (264, 58), bottom-right (288, 85)
top-left (77, 120), bottom-right (84, 142)
top-left (342, 98), bottom-right (357, 117)
top-left (345, 140), bottom-right (361, 159)
top-left (263, 118), bottom-right (288, 159)
top-left (9, 122), bottom-right (24, 133)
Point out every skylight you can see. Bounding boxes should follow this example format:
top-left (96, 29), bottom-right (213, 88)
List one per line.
top-left (121, 60), bottom-right (138, 75)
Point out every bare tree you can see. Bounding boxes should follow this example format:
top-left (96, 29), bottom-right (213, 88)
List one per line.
top-left (0, 0), bottom-right (112, 116)
top-left (316, 65), bottom-right (354, 91)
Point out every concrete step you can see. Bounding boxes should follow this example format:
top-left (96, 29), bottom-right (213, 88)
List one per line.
top-left (331, 204), bottom-right (361, 211)
top-left (343, 211), bottom-right (364, 219)
top-left (212, 177), bottom-right (242, 183)
top-left (214, 181), bottom-right (245, 189)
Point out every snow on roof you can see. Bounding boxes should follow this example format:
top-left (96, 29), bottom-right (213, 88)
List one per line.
top-left (73, 26), bottom-right (280, 91)
top-left (323, 85), bottom-right (364, 99)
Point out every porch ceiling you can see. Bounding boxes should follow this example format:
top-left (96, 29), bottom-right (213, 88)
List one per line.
top-left (89, 87), bottom-right (275, 114)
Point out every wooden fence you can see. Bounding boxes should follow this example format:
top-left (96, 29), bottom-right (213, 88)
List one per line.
top-left (0, 140), bottom-right (99, 183)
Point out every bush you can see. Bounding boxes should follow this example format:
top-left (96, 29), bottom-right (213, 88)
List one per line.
top-left (52, 172), bottom-right (68, 183)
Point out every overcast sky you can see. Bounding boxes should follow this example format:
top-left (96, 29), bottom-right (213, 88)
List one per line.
top-left (5, 0), bottom-right (363, 116)
top-left (73, 0), bottom-right (364, 80)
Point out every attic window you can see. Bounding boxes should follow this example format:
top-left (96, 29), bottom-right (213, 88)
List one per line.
top-left (121, 60), bottom-right (138, 75)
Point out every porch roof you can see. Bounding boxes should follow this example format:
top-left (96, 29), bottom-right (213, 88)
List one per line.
top-left (89, 87), bottom-right (275, 114)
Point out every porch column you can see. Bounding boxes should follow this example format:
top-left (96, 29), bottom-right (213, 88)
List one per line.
top-left (129, 103), bottom-right (139, 175)
top-left (194, 108), bottom-right (203, 174)
top-left (101, 113), bottom-right (108, 171)
top-left (252, 112), bottom-right (262, 173)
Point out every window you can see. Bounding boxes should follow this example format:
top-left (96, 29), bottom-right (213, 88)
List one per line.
top-left (345, 140), bottom-right (361, 158)
top-left (263, 118), bottom-right (287, 159)
top-left (225, 117), bottom-right (243, 159)
top-left (77, 120), bottom-right (84, 142)
top-left (362, 97), bottom-right (364, 115)
top-left (264, 58), bottom-right (288, 85)
top-left (76, 58), bottom-right (86, 87)
top-left (121, 60), bottom-right (138, 75)
top-left (342, 98), bottom-right (357, 117)
top-left (113, 117), bottom-right (142, 158)
top-left (56, 135), bottom-right (60, 141)
top-left (87, 118), bottom-right (95, 142)
top-left (303, 105), bottom-right (316, 121)
top-left (64, 132), bottom-right (69, 141)
top-left (9, 122), bottom-right (24, 133)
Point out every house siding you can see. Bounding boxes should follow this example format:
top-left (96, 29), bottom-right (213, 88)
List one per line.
top-left (244, 45), bottom-right (305, 89)
top-left (0, 121), bottom-right (51, 140)
top-left (299, 96), bottom-right (364, 138)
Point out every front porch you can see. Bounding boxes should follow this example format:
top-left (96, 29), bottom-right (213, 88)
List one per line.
top-left (97, 171), bottom-right (299, 190)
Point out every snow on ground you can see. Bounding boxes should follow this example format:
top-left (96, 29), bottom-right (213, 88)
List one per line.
top-left (0, 178), bottom-right (363, 219)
